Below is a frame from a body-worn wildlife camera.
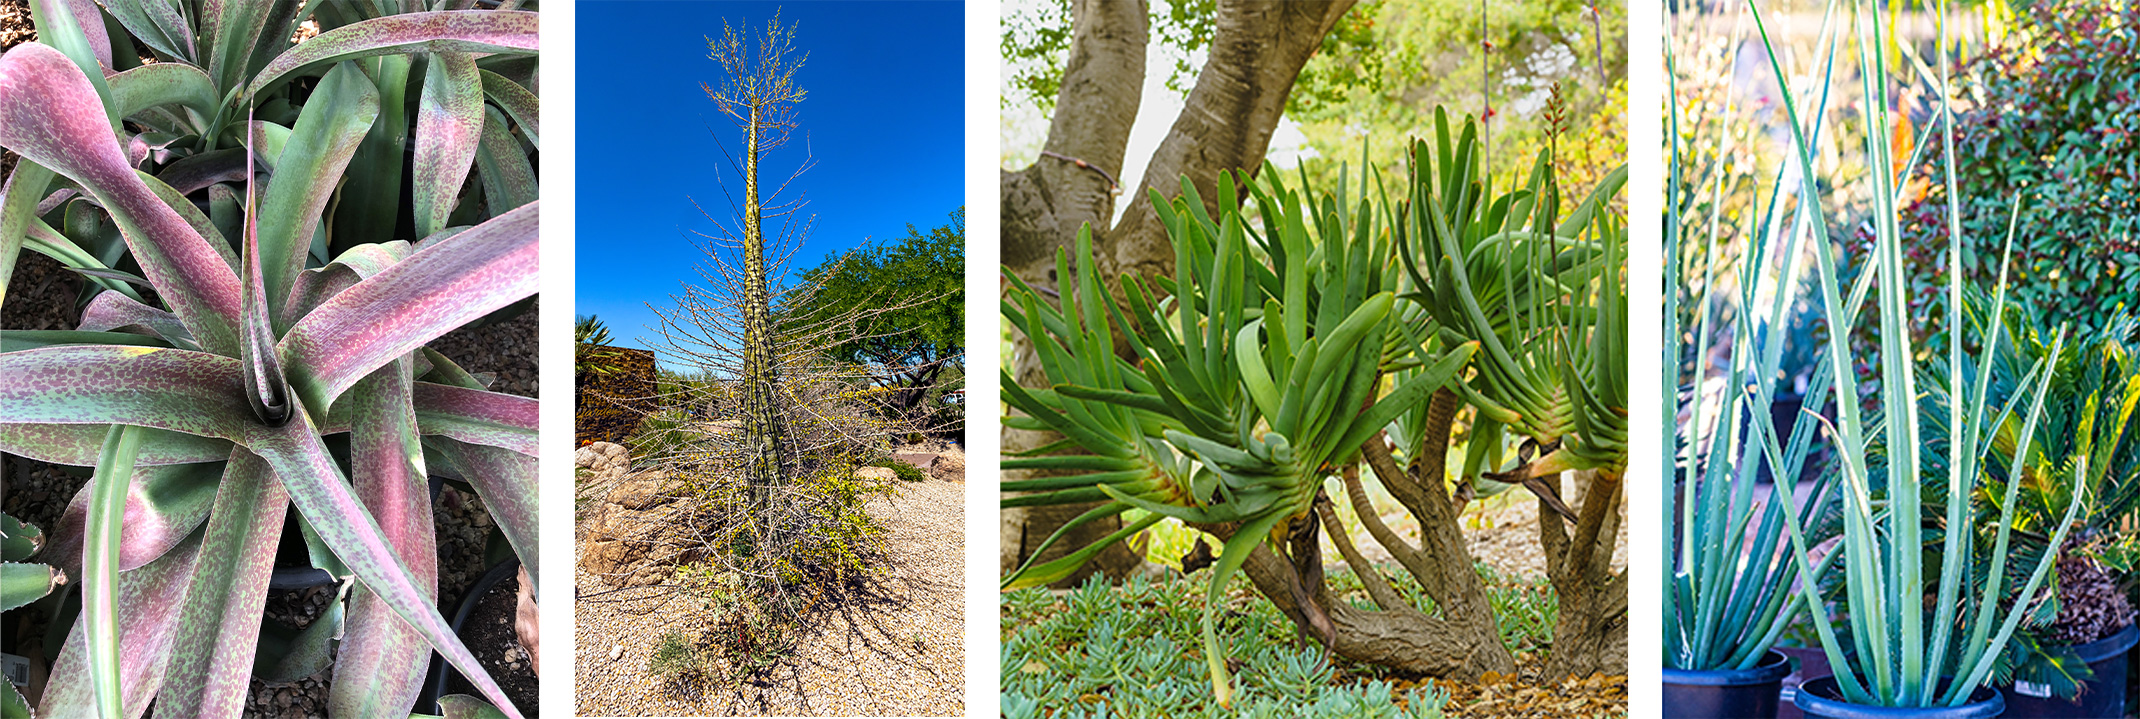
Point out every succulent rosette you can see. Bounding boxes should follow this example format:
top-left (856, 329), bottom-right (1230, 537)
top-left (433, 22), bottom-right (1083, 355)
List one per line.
top-left (0, 1), bottom-right (538, 717)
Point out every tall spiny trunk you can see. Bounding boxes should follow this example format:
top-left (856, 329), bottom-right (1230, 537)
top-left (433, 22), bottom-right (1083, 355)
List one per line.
top-left (740, 103), bottom-right (787, 514)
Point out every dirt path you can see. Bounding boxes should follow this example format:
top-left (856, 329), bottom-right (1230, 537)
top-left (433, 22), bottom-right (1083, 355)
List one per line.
top-left (573, 476), bottom-right (966, 717)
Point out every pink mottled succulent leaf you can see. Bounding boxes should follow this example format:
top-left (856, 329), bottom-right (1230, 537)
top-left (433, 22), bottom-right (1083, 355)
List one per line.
top-left (413, 50), bottom-right (482, 238)
top-left (329, 357), bottom-right (438, 715)
top-left (256, 61), bottom-right (379, 323)
top-left (0, 160), bottom-right (56, 307)
top-left (154, 147), bottom-right (249, 196)
top-left (432, 438), bottom-right (536, 591)
top-left (85, 425), bottom-right (143, 718)
top-left (282, 240), bottom-right (412, 326)
top-left (246, 11), bottom-right (539, 99)
top-left (154, 449), bottom-right (287, 718)
top-left (245, 413), bottom-right (524, 718)
top-left (39, 527), bottom-right (200, 719)
top-left (0, 345), bottom-right (256, 441)
top-left (0, 424), bottom-right (232, 467)
top-left (27, 1), bottom-right (118, 127)
top-left (480, 68), bottom-right (538, 148)
top-left (0, 44), bottom-right (243, 355)
top-left (413, 382), bottom-right (536, 456)
top-left (98, 0), bottom-right (193, 63)
top-left (0, 329), bottom-right (169, 351)
top-left (474, 105), bottom-right (536, 213)
top-left (107, 61), bottom-right (217, 124)
top-left (279, 201), bottom-right (537, 414)
top-left (45, 461), bottom-right (221, 578)
top-left (438, 695), bottom-right (513, 719)
top-left (79, 291), bottom-right (195, 348)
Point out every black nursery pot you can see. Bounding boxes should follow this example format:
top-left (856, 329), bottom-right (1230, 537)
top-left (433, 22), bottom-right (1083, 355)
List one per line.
top-left (1794, 677), bottom-right (2004, 719)
top-left (1664, 651), bottom-right (1795, 719)
top-left (2001, 622), bottom-right (2138, 719)
top-left (416, 557), bottom-right (522, 715)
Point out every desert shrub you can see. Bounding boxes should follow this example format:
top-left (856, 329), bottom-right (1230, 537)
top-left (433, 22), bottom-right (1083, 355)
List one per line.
top-left (1891, 0), bottom-right (2140, 337)
top-left (883, 458), bottom-right (927, 483)
top-left (649, 630), bottom-right (706, 681)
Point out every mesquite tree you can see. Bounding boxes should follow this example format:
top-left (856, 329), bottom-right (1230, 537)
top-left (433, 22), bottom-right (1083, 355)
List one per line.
top-left (704, 12), bottom-right (807, 510)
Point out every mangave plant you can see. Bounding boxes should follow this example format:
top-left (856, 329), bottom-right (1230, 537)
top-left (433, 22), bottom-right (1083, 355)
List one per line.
top-left (0, 1), bottom-right (537, 716)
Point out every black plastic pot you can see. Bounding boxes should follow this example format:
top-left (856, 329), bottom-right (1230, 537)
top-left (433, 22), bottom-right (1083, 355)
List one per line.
top-left (2001, 622), bottom-right (2138, 718)
top-left (1664, 650), bottom-right (1794, 718)
top-left (416, 557), bottom-right (521, 715)
top-left (1794, 677), bottom-right (2004, 719)
top-left (1778, 645), bottom-right (1836, 719)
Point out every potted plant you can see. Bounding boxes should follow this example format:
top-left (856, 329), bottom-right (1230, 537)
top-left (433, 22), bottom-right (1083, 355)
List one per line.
top-left (0, 0), bottom-right (538, 715)
top-left (1661, 28), bottom-right (1840, 716)
top-left (1735, 0), bottom-right (2084, 716)
top-left (1932, 296), bottom-right (2140, 718)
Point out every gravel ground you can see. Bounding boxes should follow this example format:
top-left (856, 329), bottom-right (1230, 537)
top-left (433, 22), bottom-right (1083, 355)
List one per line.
top-left (575, 476), bottom-right (966, 717)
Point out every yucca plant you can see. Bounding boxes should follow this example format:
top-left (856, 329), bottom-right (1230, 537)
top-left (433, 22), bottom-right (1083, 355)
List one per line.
top-left (1738, 0), bottom-right (2084, 708)
top-left (0, 1), bottom-right (537, 716)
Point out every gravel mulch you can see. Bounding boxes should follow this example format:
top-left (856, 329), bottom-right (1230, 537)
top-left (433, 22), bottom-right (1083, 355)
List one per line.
top-left (575, 476), bottom-right (966, 717)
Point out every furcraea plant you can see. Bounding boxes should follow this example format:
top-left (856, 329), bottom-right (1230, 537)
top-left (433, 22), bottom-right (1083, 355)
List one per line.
top-left (1740, 0), bottom-right (2084, 707)
top-left (0, 1), bottom-right (538, 716)
top-left (1000, 110), bottom-right (1626, 702)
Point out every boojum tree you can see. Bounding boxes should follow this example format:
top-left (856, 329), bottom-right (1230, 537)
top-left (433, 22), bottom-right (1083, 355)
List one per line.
top-left (703, 11), bottom-right (807, 513)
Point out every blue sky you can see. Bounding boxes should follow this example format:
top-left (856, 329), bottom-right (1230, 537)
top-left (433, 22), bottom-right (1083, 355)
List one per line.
top-left (575, 0), bottom-right (964, 361)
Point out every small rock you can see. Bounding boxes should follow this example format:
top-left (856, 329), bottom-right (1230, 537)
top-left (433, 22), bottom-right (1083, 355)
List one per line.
top-left (609, 644), bottom-right (624, 661)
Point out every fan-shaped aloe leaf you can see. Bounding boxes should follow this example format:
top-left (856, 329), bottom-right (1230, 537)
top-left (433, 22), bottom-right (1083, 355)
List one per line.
top-left (413, 50), bottom-right (482, 238)
top-left (0, 44), bottom-right (243, 356)
top-left (256, 60), bottom-right (380, 324)
top-left (480, 69), bottom-right (538, 148)
top-left (246, 11), bottom-right (539, 99)
top-left (280, 201), bottom-right (538, 414)
top-left (157, 450), bottom-right (288, 718)
top-left (45, 461), bottom-right (222, 577)
top-left (246, 414), bottom-right (522, 718)
top-left (108, 61), bottom-right (217, 123)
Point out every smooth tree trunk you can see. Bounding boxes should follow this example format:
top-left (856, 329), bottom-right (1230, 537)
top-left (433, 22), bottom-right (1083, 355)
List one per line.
top-left (1001, 0), bottom-right (1355, 585)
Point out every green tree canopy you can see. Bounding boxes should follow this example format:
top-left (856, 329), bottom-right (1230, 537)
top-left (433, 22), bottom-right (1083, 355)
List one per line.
top-left (791, 207), bottom-right (965, 417)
